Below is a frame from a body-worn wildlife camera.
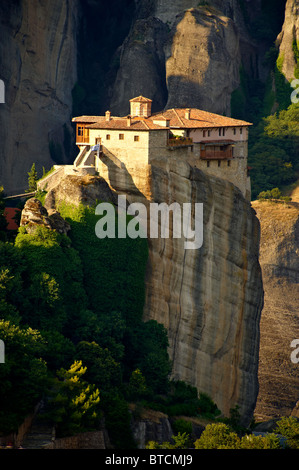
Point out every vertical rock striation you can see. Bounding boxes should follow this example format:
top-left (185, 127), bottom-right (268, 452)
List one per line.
top-left (276, 0), bottom-right (299, 81)
top-left (252, 200), bottom-right (299, 421)
top-left (0, 0), bottom-right (79, 194)
top-left (143, 159), bottom-right (263, 426)
top-left (98, 155), bottom-right (263, 426)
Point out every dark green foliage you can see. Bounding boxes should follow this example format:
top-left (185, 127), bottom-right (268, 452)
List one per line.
top-left (124, 320), bottom-right (171, 394)
top-left (0, 200), bottom-right (218, 445)
top-left (0, 320), bottom-right (48, 433)
top-left (14, 226), bottom-right (87, 337)
top-left (143, 380), bottom-right (220, 419)
top-left (75, 341), bottom-right (122, 393)
top-left (100, 392), bottom-right (137, 449)
top-left (58, 202), bottom-right (148, 328)
top-left (248, 103), bottom-right (299, 198)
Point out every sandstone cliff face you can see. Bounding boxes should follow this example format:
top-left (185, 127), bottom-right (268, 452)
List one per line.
top-left (142, 159), bottom-right (263, 426)
top-left (252, 200), bottom-right (299, 421)
top-left (110, 1), bottom-right (244, 116)
top-left (277, 0), bottom-right (299, 81)
top-left (0, 0), bottom-right (79, 194)
top-left (46, 160), bottom-right (263, 426)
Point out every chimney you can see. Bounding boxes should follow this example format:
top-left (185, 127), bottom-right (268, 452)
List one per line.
top-left (185, 108), bottom-right (191, 120)
top-left (105, 110), bottom-right (111, 121)
top-left (127, 115), bottom-right (131, 127)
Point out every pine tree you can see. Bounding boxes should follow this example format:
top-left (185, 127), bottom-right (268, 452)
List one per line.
top-left (26, 163), bottom-right (38, 192)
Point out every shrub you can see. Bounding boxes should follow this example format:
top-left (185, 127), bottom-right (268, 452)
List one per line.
top-left (194, 423), bottom-right (240, 449)
top-left (274, 416), bottom-right (299, 449)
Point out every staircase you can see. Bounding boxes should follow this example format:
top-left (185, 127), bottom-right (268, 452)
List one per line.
top-left (21, 401), bottom-right (55, 449)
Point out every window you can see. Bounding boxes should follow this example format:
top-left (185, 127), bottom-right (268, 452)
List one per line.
top-left (207, 161), bottom-right (210, 168)
top-left (227, 160), bottom-right (231, 167)
top-left (106, 134), bottom-right (110, 140)
top-left (208, 130), bottom-right (211, 137)
top-left (134, 135), bottom-right (139, 142)
top-left (219, 128), bottom-right (221, 136)
top-left (233, 128), bottom-right (236, 135)
top-left (218, 160), bottom-right (221, 167)
top-left (78, 126), bottom-right (84, 136)
top-left (203, 130), bottom-right (206, 138)
top-left (119, 134), bottom-right (124, 140)
top-left (240, 128), bottom-right (243, 135)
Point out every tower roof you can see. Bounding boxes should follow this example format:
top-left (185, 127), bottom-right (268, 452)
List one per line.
top-left (129, 95), bottom-right (152, 103)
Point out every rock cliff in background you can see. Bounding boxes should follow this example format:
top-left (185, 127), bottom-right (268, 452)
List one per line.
top-left (277, 0), bottom-right (299, 81)
top-left (252, 200), bottom-right (299, 421)
top-left (109, 1), bottom-right (244, 115)
top-left (0, 0), bottom-right (79, 194)
top-left (1, 0), bottom-right (294, 194)
top-left (45, 160), bottom-right (263, 426)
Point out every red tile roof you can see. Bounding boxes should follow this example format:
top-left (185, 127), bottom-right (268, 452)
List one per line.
top-left (86, 117), bottom-right (167, 131)
top-left (130, 96), bottom-right (152, 103)
top-left (4, 207), bottom-right (20, 230)
top-left (149, 108), bottom-right (252, 128)
top-left (72, 98), bottom-right (252, 130)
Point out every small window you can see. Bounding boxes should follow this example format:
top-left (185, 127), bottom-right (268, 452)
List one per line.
top-left (78, 126), bottom-right (84, 136)
top-left (106, 134), bottom-right (110, 140)
top-left (119, 134), bottom-right (124, 140)
top-left (203, 130), bottom-right (206, 138)
top-left (219, 128), bottom-right (221, 136)
top-left (223, 128), bottom-right (226, 136)
top-left (218, 160), bottom-right (221, 167)
top-left (233, 128), bottom-right (236, 135)
top-left (207, 161), bottom-right (210, 168)
top-left (208, 130), bottom-right (211, 137)
top-left (134, 135), bottom-right (139, 142)
top-left (240, 128), bottom-right (243, 135)
top-left (227, 160), bottom-right (231, 167)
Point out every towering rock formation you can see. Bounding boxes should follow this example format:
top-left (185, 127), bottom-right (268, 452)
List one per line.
top-left (45, 157), bottom-right (263, 426)
top-left (276, 0), bottom-right (299, 81)
top-left (0, 0), bottom-right (79, 194)
top-left (252, 200), bottom-right (299, 421)
top-left (109, 1), bottom-right (244, 115)
top-left (142, 159), bottom-right (263, 426)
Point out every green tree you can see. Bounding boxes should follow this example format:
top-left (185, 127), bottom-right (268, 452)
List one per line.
top-left (239, 433), bottom-right (281, 449)
top-left (0, 320), bottom-right (48, 434)
top-left (127, 368), bottom-right (148, 400)
top-left (194, 423), bottom-right (241, 449)
top-left (26, 163), bottom-right (38, 192)
top-left (75, 340), bottom-right (122, 392)
top-left (47, 360), bottom-right (100, 437)
top-left (146, 432), bottom-right (191, 449)
top-left (274, 416), bottom-right (299, 449)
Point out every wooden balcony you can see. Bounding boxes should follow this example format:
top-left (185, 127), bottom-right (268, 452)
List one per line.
top-left (200, 148), bottom-right (232, 160)
top-left (76, 124), bottom-right (90, 145)
top-left (76, 135), bottom-right (90, 144)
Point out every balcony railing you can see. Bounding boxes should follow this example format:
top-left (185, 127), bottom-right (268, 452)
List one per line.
top-left (76, 135), bottom-right (90, 144)
top-left (200, 149), bottom-right (232, 160)
top-left (167, 137), bottom-right (193, 147)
